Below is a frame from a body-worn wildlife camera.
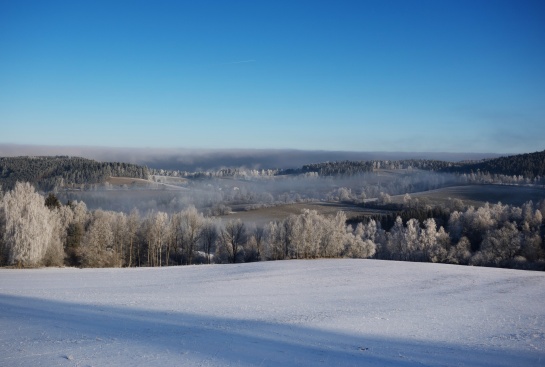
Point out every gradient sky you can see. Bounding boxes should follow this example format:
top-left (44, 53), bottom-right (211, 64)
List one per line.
top-left (1, 0), bottom-right (544, 154)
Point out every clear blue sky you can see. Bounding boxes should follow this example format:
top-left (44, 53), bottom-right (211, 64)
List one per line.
top-left (1, 0), bottom-right (544, 153)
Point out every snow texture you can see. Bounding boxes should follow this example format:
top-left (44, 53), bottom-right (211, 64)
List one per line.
top-left (1, 259), bottom-right (544, 366)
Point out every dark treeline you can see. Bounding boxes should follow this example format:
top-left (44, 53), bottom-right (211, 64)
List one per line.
top-left (0, 156), bottom-right (149, 191)
top-left (1, 182), bottom-right (544, 271)
top-left (440, 150), bottom-right (545, 178)
top-left (279, 159), bottom-right (455, 176)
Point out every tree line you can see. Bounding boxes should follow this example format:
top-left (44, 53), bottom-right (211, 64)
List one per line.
top-left (440, 149), bottom-right (545, 179)
top-left (0, 182), bottom-right (543, 270)
top-left (0, 156), bottom-right (149, 191)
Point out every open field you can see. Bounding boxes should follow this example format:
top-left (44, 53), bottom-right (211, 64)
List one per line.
top-left (105, 176), bottom-right (155, 187)
top-left (392, 184), bottom-right (545, 208)
top-left (105, 176), bottom-right (187, 191)
top-left (1, 259), bottom-right (544, 366)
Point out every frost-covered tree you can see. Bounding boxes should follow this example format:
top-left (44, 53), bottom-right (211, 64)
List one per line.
top-left (2, 182), bottom-right (53, 267)
top-left (0, 186), bottom-right (6, 264)
top-left (319, 212), bottom-right (346, 258)
top-left (419, 218), bottom-right (437, 261)
top-left (520, 221), bottom-right (543, 262)
top-left (344, 227), bottom-right (376, 258)
top-left (288, 210), bottom-right (316, 258)
top-left (447, 236), bottom-right (472, 265)
top-left (43, 207), bottom-right (65, 266)
top-left (378, 192), bottom-right (392, 204)
top-left (404, 219), bottom-right (420, 260)
top-left (265, 221), bottom-right (284, 260)
top-left (126, 209), bottom-right (141, 267)
top-left (179, 205), bottom-right (204, 265)
top-left (386, 217), bottom-right (405, 260)
top-left (244, 225), bottom-right (265, 262)
top-left (477, 221), bottom-right (521, 265)
top-left (145, 211), bottom-right (168, 267)
top-left (430, 226), bottom-right (450, 263)
top-left (111, 212), bottom-right (127, 267)
top-left (80, 210), bottom-right (115, 268)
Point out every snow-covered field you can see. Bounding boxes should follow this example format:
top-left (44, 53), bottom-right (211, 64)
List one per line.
top-left (1, 260), bottom-right (544, 367)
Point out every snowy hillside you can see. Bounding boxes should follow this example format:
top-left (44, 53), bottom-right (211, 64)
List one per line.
top-left (1, 259), bottom-right (544, 366)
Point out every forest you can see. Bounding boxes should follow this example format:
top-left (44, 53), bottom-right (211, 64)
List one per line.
top-left (0, 156), bottom-right (149, 191)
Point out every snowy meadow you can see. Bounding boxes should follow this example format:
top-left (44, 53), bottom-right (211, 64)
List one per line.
top-left (1, 259), bottom-right (544, 367)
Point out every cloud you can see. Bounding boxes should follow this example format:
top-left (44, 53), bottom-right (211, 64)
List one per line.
top-left (0, 144), bottom-right (502, 171)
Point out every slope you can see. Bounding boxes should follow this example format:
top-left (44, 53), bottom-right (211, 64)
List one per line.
top-left (1, 259), bottom-right (544, 366)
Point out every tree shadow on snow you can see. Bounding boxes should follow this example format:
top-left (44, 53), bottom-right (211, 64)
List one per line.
top-left (0, 294), bottom-right (542, 367)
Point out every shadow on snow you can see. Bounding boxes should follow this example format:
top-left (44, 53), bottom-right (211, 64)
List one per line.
top-left (0, 294), bottom-right (543, 367)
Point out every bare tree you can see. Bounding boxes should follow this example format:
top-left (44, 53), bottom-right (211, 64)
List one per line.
top-left (126, 209), bottom-right (140, 267)
top-left (201, 219), bottom-right (219, 264)
top-left (146, 211), bottom-right (168, 267)
top-left (179, 206), bottom-right (204, 265)
top-left (220, 219), bottom-right (246, 263)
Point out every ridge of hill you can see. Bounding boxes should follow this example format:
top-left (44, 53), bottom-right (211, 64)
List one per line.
top-left (0, 156), bottom-right (149, 191)
top-left (440, 150), bottom-right (545, 178)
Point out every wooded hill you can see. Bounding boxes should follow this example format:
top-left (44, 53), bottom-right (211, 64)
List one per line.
top-left (439, 150), bottom-right (545, 178)
top-left (280, 150), bottom-right (545, 178)
top-left (0, 156), bottom-right (149, 191)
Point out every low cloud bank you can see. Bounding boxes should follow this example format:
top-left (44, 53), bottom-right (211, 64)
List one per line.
top-left (0, 144), bottom-right (501, 171)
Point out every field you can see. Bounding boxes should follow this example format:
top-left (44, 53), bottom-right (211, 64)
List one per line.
top-left (1, 260), bottom-right (544, 366)
top-left (105, 176), bottom-right (187, 191)
top-left (105, 177), bottom-right (156, 187)
top-left (224, 202), bottom-right (390, 226)
top-left (392, 184), bottom-right (545, 208)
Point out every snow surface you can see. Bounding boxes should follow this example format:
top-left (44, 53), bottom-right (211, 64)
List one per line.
top-left (1, 259), bottom-right (544, 366)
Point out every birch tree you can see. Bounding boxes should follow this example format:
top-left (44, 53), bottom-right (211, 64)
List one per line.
top-left (2, 182), bottom-right (52, 267)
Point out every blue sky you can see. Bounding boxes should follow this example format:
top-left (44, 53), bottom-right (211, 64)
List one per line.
top-left (1, 0), bottom-right (544, 154)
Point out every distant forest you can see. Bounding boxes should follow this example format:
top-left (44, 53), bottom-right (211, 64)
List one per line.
top-left (0, 156), bottom-right (149, 191)
top-left (440, 150), bottom-right (545, 178)
top-left (281, 150), bottom-right (545, 178)
top-left (279, 159), bottom-right (454, 176)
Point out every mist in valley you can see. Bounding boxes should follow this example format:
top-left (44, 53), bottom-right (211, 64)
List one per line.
top-left (55, 168), bottom-right (462, 217)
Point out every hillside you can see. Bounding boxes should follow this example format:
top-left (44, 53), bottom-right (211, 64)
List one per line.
top-left (276, 150), bottom-right (545, 179)
top-left (0, 156), bottom-right (149, 191)
top-left (440, 150), bottom-right (545, 178)
top-left (1, 260), bottom-right (544, 366)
